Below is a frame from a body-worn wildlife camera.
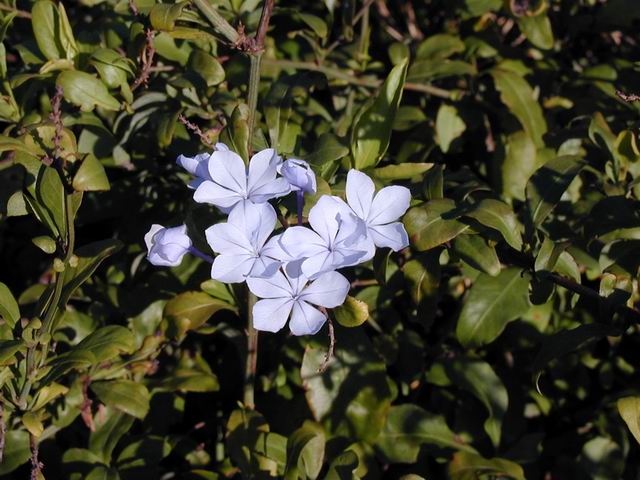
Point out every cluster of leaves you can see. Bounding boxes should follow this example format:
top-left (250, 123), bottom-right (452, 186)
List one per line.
top-left (3, 0), bottom-right (640, 478)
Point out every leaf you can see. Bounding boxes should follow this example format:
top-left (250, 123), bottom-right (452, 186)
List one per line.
top-left (351, 59), bottom-right (408, 169)
top-left (405, 199), bottom-right (469, 251)
top-left (301, 328), bottom-right (392, 442)
top-left (0, 430), bottom-right (30, 475)
top-left (41, 349), bottom-right (96, 386)
top-left (57, 71), bottom-right (121, 112)
top-left (407, 60), bottom-right (476, 82)
top-left (89, 407), bottom-right (135, 464)
top-left (56, 2), bottom-right (78, 60)
top-left (449, 451), bottom-right (525, 480)
top-left (0, 281), bottom-right (20, 327)
top-left (323, 451), bottom-right (359, 480)
top-left (306, 133), bottom-right (349, 167)
top-left (456, 268), bottom-right (531, 347)
top-left (220, 104), bottom-right (249, 163)
top-left (73, 154), bottom-right (111, 191)
top-left (372, 162), bottom-right (433, 180)
top-left (423, 164), bottom-right (444, 200)
top-left (375, 404), bottom-right (477, 463)
top-left (75, 325), bottom-right (135, 363)
top-left (22, 412), bottom-right (44, 437)
top-left (491, 68), bottom-right (547, 148)
top-left (36, 165), bottom-right (66, 238)
top-left (436, 104), bottom-right (466, 153)
top-left (416, 33), bottom-right (465, 60)
top-left (0, 340), bottom-right (24, 365)
top-left (333, 296), bottom-right (369, 327)
top-left (149, 3), bottom-right (186, 31)
top-left (31, 0), bottom-right (61, 60)
top-left (153, 369), bottom-right (219, 393)
top-left (526, 155), bottom-right (584, 227)
top-left (452, 234), bottom-right (501, 276)
top-left (188, 49), bottom-right (225, 87)
top-left (501, 131), bottom-right (547, 201)
top-left (164, 291), bottom-right (235, 339)
top-left (517, 13), bottom-right (554, 50)
top-left (285, 421), bottom-right (325, 479)
top-left (32, 235), bottom-right (56, 254)
top-left (91, 380), bottom-right (150, 419)
top-left (618, 397), bottom-right (640, 445)
top-left (463, 199), bottom-right (523, 250)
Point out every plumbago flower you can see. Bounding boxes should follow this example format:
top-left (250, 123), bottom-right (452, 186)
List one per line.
top-left (146, 145), bottom-right (413, 336)
top-left (205, 202), bottom-right (280, 283)
top-left (247, 270), bottom-right (349, 335)
top-left (145, 224), bottom-right (192, 267)
top-left (193, 147), bottom-right (290, 212)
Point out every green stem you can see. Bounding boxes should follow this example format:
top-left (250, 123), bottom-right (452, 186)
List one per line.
top-left (261, 58), bottom-right (460, 99)
top-left (247, 53), bottom-right (263, 154)
top-left (191, 0), bottom-right (239, 44)
top-left (244, 290), bottom-right (258, 409)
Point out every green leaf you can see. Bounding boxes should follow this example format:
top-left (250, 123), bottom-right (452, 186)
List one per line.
top-left (436, 104), bottom-right (466, 153)
top-left (150, 3), bottom-right (187, 31)
top-left (73, 154), bottom-right (111, 191)
top-left (618, 397), bottom-right (640, 445)
top-left (188, 49), bottom-right (225, 87)
top-left (334, 296), bottom-right (369, 327)
top-left (306, 133), bottom-right (349, 167)
top-left (36, 165), bottom-right (66, 238)
top-left (376, 404), bottom-right (477, 463)
top-left (285, 421), bottom-right (325, 479)
top-left (449, 451), bottom-right (525, 480)
top-left (75, 325), bottom-right (135, 363)
top-left (351, 59), bottom-right (408, 169)
top-left (372, 162), bottom-right (434, 181)
top-left (501, 131), bottom-right (546, 201)
top-left (423, 164), bottom-right (444, 200)
top-left (153, 369), bottom-right (219, 393)
top-left (41, 349), bottom-right (96, 386)
top-left (0, 430), bottom-right (30, 475)
top-left (491, 68), bottom-right (547, 148)
top-left (452, 234), bottom-right (501, 276)
top-left (301, 328), bottom-right (392, 442)
top-left (416, 34), bottom-right (465, 60)
top-left (463, 199), bottom-right (523, 250)
top-left (56, 2), bottom-right (78, 60)
top-left (517, 13), bottom-right (554, 50)
top-left (456, 268), bottom-right (531, 347)
top-left (407, 59), bottom-right (476, 82)
top-left (220, 104), bottom-right (250, 163)
top-left (298, 13), bottom-right (328, 38)
top-left (405, 199), bottom-right (469, 251)
top-left (31, 0), bottom-right (61, 60)
top-left (32, 235), bottom-right (56, 254)
top-left (0, 281), bottom-right (20, 327)
top-left (57, 71), bottom-right (121, 112)
top-left (526, 155), bottom-right (583, 228)
top-left (323, 451), bottom-right (359, 480)
top-left (89, 407), bottom-right (135, 464)
top-left (0, 339), bottom-right (24, 365)
top-left (86, 466), bottom-right (120, 480)
top-left (164, 291), bottom-right (236, 339)
top-left (91, 380), bottom-right (150, 419)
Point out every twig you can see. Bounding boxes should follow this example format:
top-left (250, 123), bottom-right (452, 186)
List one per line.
top-left (178, 114), bottom-right (215, 147)
top-left (616, 90), bottom-right (640, 103)
top-left (374, 0), bottom-right (405, 42)
top-left (191, 0), bottom-right (240, 44)
top-left (128, 0), bottom-right (139, 16)
top-left (30, 434), bottom-right (43, 480)
top-left (261, 58), bottom-right (459, 99)
top-left (318, 313), bottom-right (335, 373)
top-left (0, 3), bottom-right (31, 19)
top-left (401, 1), bottom-right (424, 41)
top-left (235, 0), bottom-right (275, 53)
top-left (80, 376), bottom-right (95, 432)
top-left (0, 403), bottom-right (5, 463)
top-left (244, 290), bottom-right (258, 409)
top-left (132, 29), bottom-right (156, 91)
top-left (350, 278), bottom-right (378, 288)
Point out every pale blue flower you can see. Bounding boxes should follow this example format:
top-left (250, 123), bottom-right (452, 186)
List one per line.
top-left (193, 148), bottom-right (290, 212)
top-left (278, 195), bottom-right (369, 279)
top-left (279, 159), bottom-right (317, 194)
top-left (176, 143), bottom-right (229, 189)
top-left (145, 224), bottom-right (192, 267)
top-left (345, 169), bottom-right (410, 252)
top-left (247, 269), bottom-right (349, 335)
top-left (205, 202), bottom-right (281, 283)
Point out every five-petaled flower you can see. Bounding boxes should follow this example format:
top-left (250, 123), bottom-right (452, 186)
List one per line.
top-left (145, 224), bottom-right (192, 267)
top-left (193, 148), bottom-right (290, 212)
top-left (205, 202), bottom-right (281, 283)
top-left (247, 270), bottom-right (350, 335)
top-left (278, 195), bottom-right (369, 279)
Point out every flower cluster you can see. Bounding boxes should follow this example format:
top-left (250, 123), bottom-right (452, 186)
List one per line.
top-left (145, 145), bottom-right (411, 335)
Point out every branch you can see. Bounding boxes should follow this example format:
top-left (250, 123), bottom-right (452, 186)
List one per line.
top-left (191, 0), bottom-right (240, 44)
top-left (0, 3), bottom-right (31, 19)
top-left (318, 311), bottom-right (335, 373)
top-left (616, 90), bottom-right (640, 103)
top-left (132, 29), bottom-right (156, 91)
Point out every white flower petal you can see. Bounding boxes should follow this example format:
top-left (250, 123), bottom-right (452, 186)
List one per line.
top-left (346, 169), bottom-right (375, 220)
top-left (289, 300), bottom-right (327, 336)
top-left (248, 255), bottom-right (281, 279)
top-left (210, 253), bottom-right (254, 283)
top-left (215, 142), bottom-right (229, 151)
top-left (193, 180), bottom-right (244, 209)
top-left (262, 234), bottom-right (292, 262)
top-left (247, 148), bottom-right (278, 192)
top-left (308, 196), bottom-right (349, 245)
top-left (161, 224), bottom-right (191, 248)
top-left (252, 298), bottom-right (294, 333)
top-left (368, 185), bottom-right (411, 225)
top-left (146, 224), bottom-right (191, 267)
top-left (279, 226), bottom-right (327, 259)
top-left (248, 177), bottom-right (291, 203)
top-left (207, 150), bottom-right (247, 193)
top-left (144, 224), bottom-right (164, 251)
top-left (369, 222), bottom-right (409, 251)
top-left (205, 223), bottom-right (253, 255)
top-left (177, 152), bottom-right (210, 178)
top-left (299, 271), bottom-right (349, 308)
top-left (281, 159), bottom-right (317, 194)
top-left (228, 202), bottom-right (276, 249)
top-left (247, 269), bottom-right (294, 298)
top-left (301, 250), bottom-right (335, 279)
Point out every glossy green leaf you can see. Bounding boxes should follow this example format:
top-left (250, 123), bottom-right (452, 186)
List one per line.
top-left (449, 451), bottom-right (525, 480)
top-left (351, 59), bottom-right (408, 169)
top-left (57, 71), bottom-right (121, 112)
top-left (89, 407), bottom-right (135, 464)
top-left (73, 154), bottom-right (111, 191)
top-left (41, 349), bottom-right (96, 386)
top-left (372, 162), bottom-right (433, 180)
top-left (518, 13), bottom-right (554, 50)
top-left (618, 397), bottom-right (640, 445)
top-left (452, 234), bottom-right (501, 276)
top-left (436, 104), bottom-right (466, 153)
top-left (416, 34), bottom-right (465, 60)
top-left (526, 155), bottom-right (583, 227)
top-left (323, 451), bottom-right (359, 480)
top-left (32, 235), bottom-right (56, 254)
top-left (188, 49), bottom-right (225, 87)
top-left (164, 291), bottom-right (235, 339)
top-left (334, 296), bottom-right (369, 327)
top-left (31, 0), bottom-right (61, 60)
top-left (0, 339), bottom-right (24, 365)
top-left (464, 199), bottom-right (523, 250)
top-left (75, 325), bottom-right (135, 363)
top-left (0, 430), bottom-right (30, 475)
top-left (150, 3), bottom-right (187, 31)
top-left (91, 380), bottom-right (150, 419)
top-left (405, 199), bottom-right (469, 251)
top-left (456, 268), bottom-right (531, 347)
top-left (407, 59), bottom-right (476, 82)
top-left (0, 281), bottom-right (20, 327)
top-left (285, 421), bottom-right (325, 479)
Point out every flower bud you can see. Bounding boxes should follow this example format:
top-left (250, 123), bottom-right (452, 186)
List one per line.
top-left (144, 224), bottom-right (192, 267)
top-left (279, 159), bottom-right (317, 194)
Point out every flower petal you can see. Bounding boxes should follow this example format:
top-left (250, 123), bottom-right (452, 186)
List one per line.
top-left (279, 226), bottom-right (327, 259)
top-left (247, 269), bottom-right (294, 298)
top-left (207, 149), bottom-right (247, 193)
top-left (346, 169), bottom-right (375, 220)
top-left (210, 253), bottom-right (254, 283)
top-left (368, 185), bottom-right (411, 225)
top-left (301, 250), bottom-right (335, 279)
top-left (228, 201), bottom-right (276, 249)
top-left (205, 222), bottom-right (252, 255)
top-left (252, 298), bottom-right (294, 333)
top-left (299, 271), bottom-right (349, 308)
top-left (193, 180), bottom-right (244, 209)
top-left (280, 159), bottom-right (317, 194)
top-left (289, 300), bottom-right (327, 336)
top-left (161, 224), bottom-right (191, 248)
top-left (247, 148), bottom-right (278, 192)
top-left (249, 177), bottom-right (291, 203)
top-left (177, 152), bottom-right (210, 178)
top-left (369, 222), bottom-right (409, 251)
top-left (144, 224), bottom-right (164, 251)
top-left (248, 255), bottom-right (281, 279)
top-left (308, 195), bottom-right (350, 245)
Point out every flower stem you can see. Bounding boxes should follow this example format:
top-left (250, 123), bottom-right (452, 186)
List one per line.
top-left (296, 190), bottom-right (304, 225)
top-left (247, 53), bottom-right (263, 155)
top-left (244, 290), bottom-right (258, 409)
top-left (188, 246), bottom-right (214, 264)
